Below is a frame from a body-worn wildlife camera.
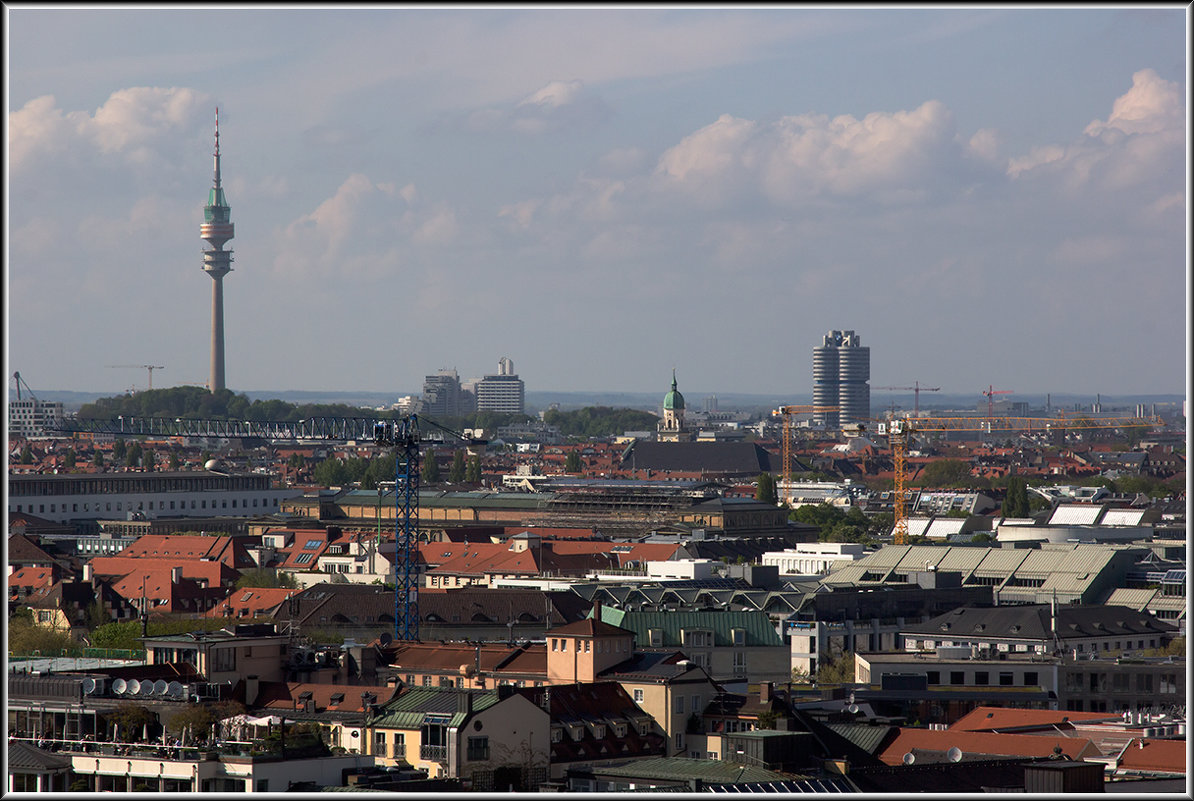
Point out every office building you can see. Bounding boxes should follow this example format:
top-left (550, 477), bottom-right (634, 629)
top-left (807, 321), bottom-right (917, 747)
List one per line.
top-left (474, 357), bottom-right (524, 414)
top-left (812, 330), bottom-right (869, 427)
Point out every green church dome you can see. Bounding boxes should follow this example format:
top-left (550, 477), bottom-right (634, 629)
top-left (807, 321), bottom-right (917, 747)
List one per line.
top-left (663, 371), bottom-right (685, 411)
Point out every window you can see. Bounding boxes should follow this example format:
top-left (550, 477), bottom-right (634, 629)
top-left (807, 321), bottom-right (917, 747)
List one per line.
top-left (393, 733), bottom-right (405, 757)
top-left (732, 629), bottom-right (746, 646)
top-left (926, 671), bottom-right (940, 685)
top-left (633, 689), bottom-right (644, 703)
top-left (975, 671), bottom-right (989, 685)
top-left (422, 675), bottom-right (432, 687)
top-left (375, 731), bottom-right (387, 754)
top-left (649, 629), bottom-right (663, 647)
top-left (584, 640), bottom-right (591, 653)
top-left (304, 539), bottom-right (322, 549)
top-left (1024, 672), bottom-right (1039, 686)
top-left (467, 736), bottom-right (489, 761)
top-left (294, 553), bottom-right (314, 565)
top-left (674, 695), bottom-right (685, 714)
top-left (950, 671), bottom-right (964, 685)
top-left (999, 672), bottom-right (1014, 686)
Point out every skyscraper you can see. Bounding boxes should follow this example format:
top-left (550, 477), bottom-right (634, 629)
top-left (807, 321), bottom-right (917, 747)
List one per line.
top-left (200, 109), bottom-right (234, 393)
top-left (812, 330), bottom-right (870, 428)
top-left (475, 357), bottom-right (525, 414)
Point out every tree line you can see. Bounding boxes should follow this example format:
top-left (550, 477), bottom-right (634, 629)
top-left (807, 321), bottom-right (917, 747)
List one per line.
top-left (542, 406), bottom-right (660, 438)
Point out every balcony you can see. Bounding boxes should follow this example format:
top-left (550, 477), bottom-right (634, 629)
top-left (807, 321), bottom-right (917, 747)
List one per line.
top-left (420, 744), bottom-right (447, 763)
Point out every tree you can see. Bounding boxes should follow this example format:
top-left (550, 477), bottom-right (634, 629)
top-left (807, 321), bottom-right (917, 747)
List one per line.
top-left (126, 441), bottom-right (142, 468)
top-left (92, 449), bottom-right (105, 467)
top-left (20, 445), bottom-right (33, 464)
top-left (755, 709), bottom-right (779, 730)
top-left (113, 438), bottom-right (127, 459)
top-left (235, 569), bottom-right (298, 590)
top-left (63, 448), bottom-right (77, 469)
top-left (1002, 476), bottom-right (1030, 518)
top-left (755, 473), bottom-right (777, 505)
top-left (106, 704), bottom-right (157, 742)
top-left (449, 449), bottom-right (466, 482)
top-left (564, 450), bottom-right (582, 473)
top-left (917, 459), bottom-right (975, 488)
top-left (816, 650), bottom-right (856, 685)
top-left (421, 455), bottom-right (441, 484)
top-left (169, 450), bottom-right (182, 470)
top-left (142, 448), bottom-right (155, 472)
top-left (466, 454), bottom-right (482, 484)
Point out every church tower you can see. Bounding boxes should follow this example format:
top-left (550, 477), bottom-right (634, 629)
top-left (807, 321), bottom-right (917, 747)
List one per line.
top-left (658, 369), bottom-right (691, 442)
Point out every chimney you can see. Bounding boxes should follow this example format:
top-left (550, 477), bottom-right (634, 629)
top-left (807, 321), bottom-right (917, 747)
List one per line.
top-left (759, 681), bottom-right (772, 703)
top-left (245, 674), bottom-right (259, 705)
top-left (457, 690), bottom-right (474, 715)
top-left (593, 599), bottom-right (602, 624)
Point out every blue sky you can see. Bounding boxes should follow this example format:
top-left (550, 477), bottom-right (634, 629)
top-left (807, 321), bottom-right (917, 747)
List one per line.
top-left (6, 6), bottom-right (1187, 400)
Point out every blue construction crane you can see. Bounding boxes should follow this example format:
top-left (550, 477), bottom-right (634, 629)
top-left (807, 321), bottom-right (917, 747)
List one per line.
top-left (48, 411), bottom-right (486, 643)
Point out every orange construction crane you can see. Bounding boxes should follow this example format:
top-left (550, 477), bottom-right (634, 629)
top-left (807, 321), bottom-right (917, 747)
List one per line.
top-left (875, 381), bottom-right (940, 416)
top-left (878, 414), bottom-right (1163, 545)
top-left (982, 385), bottom-right (1013, 418)
top-left (772, 405), bottom-right (839, 491)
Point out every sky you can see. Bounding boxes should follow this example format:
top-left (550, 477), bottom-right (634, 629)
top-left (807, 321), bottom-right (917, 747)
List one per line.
top-left (5, 5), bottom-right (1188, 401)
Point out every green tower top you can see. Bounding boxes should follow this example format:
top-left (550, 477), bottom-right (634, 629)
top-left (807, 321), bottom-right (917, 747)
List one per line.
top-left (663, 369), bottom-right (685, 411)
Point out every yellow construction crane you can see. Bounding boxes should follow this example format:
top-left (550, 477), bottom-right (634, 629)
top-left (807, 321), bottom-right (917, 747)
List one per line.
top-left (772, 405), bottom-right (840, 490)
top-left (877, 413), bottom-right (1163, 545)
top-left (106, 364), bottom-right (165, 390)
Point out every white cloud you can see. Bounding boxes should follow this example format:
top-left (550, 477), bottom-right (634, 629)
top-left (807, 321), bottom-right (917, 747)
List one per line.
top-left (1084, 68), bottom-right (1183, 137)
top-left (8, 87), bottom-right (210, 170)
top-left (1007, 69), bottom-right (1183, 193)
top-left (457, 78), bottom-right (611, 135)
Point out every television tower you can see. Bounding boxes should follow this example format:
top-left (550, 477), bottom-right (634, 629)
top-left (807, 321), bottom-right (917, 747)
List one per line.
top-left (200, 108), bottom-right (234, 393)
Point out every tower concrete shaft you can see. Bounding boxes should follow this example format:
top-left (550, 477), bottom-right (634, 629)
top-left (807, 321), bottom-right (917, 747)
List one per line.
top-left (200, 108), bottom-right (234, 393)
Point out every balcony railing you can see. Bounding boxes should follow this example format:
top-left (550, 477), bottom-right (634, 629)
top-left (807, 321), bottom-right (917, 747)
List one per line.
top-left (420, 744), bottom-right (447, 763)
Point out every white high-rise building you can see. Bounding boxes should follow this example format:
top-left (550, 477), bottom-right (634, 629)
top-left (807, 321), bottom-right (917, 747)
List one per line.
top-left (812, 330), bottom-right (870, 428)
top-left (475, 357), bottom-right (525, 414)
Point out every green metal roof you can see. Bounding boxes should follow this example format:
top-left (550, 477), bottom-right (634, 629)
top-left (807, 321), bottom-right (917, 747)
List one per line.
top-left (597, 608), bottom-right (783, 647)
top-left (368, 686), bottom-right (501, 730)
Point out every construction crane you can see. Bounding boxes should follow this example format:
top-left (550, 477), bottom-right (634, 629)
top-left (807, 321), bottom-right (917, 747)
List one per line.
top-left (106, 365), bottom-right (166, 390)
top-left (982, 385), bottom-right (1013, 418)
top-left (12, 371), bottom-right (39, 402)
top-left (772, 405), bottom-right (839, 490)
top-left (49, 412), bottom-right (483, 642)
top-left (877, 414), bottom-right (1163, 545)
top-left (875, 381), bottom-right (940, 416)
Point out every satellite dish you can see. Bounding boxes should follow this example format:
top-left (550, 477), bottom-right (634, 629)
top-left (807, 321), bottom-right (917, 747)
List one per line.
top-left (167, 681), bottom-right (184, 699)
top-left (83, 678), bottom-right (97, 695)
top-left (902, 753), bottom-right (916, 765)
top-left (154, 679), bottom-right (169, 695)
top-left (138, 680), bottom-right (154, 696)
top-left (848, 704), bottom-right (860, 714)
top-left (112, 678), bottom-right (127, 695)
top-left (947, 747), bottom-right (963, 763)
top-left (379, 632), bottom-right (393, 647)
top-left (126, 679), bottom-right (141, 695)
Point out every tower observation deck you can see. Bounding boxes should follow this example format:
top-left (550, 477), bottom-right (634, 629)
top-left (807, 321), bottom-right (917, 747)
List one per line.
top-left (201, 108), bottom-right (234, 393)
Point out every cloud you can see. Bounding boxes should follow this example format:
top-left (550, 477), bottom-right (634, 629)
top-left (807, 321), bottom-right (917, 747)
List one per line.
top-left (272, 174), bottom-right (463, 281)
top-left (454, 78), bottom-right (612, 135)
top-left (9, 87), bottom-right (210, 170)
top-left (1006, 69), bottom-right (1184, 193)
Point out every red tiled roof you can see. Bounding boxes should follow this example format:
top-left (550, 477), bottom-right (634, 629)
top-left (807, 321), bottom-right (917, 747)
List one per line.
top-left (878, 728), bottom-right (1101, 765)
top-left (205, 587), bottom-right (295, 619)
top-left (951, 706), bottom-right (1120, 732)
top-left (1117, 738), bottom-right (1187, 775)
